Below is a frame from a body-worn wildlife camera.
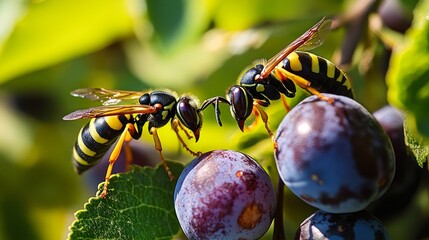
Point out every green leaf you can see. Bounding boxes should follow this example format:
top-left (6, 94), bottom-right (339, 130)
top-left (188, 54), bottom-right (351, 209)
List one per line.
top-left (68, 162), bottom-right (184, 240)
top-left (398, 0), bottom-right (420, 12)
top-left (145, 0), bottom-right (213, 51)
top-left (404, 115), bottom-right (429, 167)
top-left (213, 0), bottom-right (344, 30)
top-left (387, 0), bottom-right (429, 140)
top-left (146, 0), bottom-right (186, 48)
top-left (0, 0), bottom-right (133, 82)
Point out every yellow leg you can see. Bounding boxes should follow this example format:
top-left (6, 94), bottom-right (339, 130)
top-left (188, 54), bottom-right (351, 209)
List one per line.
top-left (243, 106), bottom-right (260, 132)
top-left (100, 123), bottom-right (135, 198)
top-left (171, 119), bottom-right (202, 157)
top-left (150, 127), bottom-right (174, 181)
top-left (274, 67), bottom-right (334, 103)
top-left (124, 132), bottom-right (133, 171)
top-left (253, 104), bottom-right (278, 149)
top-left (175, 119), bottom-right (193, 140)
top-left (280, 95), bottom-right (291, 112)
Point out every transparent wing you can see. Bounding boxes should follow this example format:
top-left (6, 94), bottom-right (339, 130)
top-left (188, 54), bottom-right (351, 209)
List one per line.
top-left (259, 17), bottom-right (332, 79)
top-left (70, 88), bottom-right (146, 105)
top-left (293, 18), bottom-right (331, 51)
top-left (63, 105), bottom-right (158, 120)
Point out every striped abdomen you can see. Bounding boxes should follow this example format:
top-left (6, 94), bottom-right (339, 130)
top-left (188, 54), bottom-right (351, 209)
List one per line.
top-left (72, 114), bottom-right (135, 174)
top-left (282, 51), bottom-right (354, 98)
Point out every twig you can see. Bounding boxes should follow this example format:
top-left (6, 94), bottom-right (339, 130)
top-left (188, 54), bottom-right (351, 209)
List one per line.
top-left (273, 178), bottom-right (286, 240)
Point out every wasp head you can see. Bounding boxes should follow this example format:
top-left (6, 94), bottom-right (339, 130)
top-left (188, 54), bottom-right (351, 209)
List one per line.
top-left (176, 96), bottom-right (203, 142)
top-left (227, 85), bottom-right (254, 131)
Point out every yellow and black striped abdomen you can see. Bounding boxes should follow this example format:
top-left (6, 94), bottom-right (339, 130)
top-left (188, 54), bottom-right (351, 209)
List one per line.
top-left (72, 114), bottom-right (134, 174)
top-left (282, 51), bottom-right (354, 98)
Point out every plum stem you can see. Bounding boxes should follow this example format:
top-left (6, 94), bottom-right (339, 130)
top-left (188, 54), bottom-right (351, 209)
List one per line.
top-left (273, 178), bottom-right (286, 240)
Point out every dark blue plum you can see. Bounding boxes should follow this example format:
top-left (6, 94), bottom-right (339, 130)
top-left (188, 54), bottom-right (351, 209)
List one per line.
top-left (369, 105), bottom-right (422, 218)
top-left (295, 210), bottom-right (390, 240)
top-left (275, 94), bottom-right (395, 213)
top-left (174, 150), bottom-right (276, 240)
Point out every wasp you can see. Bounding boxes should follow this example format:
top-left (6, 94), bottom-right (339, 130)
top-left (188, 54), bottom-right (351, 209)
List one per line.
top-left (200, 17), bottom-right (353, 145)
top-left (63, 88), bottom-right (203, 197)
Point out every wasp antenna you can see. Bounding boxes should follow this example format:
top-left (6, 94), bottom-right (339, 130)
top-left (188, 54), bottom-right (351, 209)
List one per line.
top-left (214, 99), bottom-right (223, 127)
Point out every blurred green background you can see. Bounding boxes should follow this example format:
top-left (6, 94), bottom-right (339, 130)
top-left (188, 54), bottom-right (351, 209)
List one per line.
top-left (0, 0), bottom-right (428, 239)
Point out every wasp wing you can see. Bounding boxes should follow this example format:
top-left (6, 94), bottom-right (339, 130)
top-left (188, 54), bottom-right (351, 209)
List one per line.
top-left (293, 18), bottom-right (331, 51)
top-left (70, 88), bottom-right (146, 105)
top-left (63, 105), bottom-right (158, 120)
top-left (259, 17), bottom-right (332, 79)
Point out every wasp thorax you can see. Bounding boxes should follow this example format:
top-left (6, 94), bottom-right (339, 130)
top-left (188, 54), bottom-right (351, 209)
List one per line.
top-left (139, 91), bottom-right (178, 129)
top-left (139, 93), bottom-right (150, 105)
top-left (239, 64), bottom-right (264, 85)
top-left (177, 97), bottom-right (203, 141)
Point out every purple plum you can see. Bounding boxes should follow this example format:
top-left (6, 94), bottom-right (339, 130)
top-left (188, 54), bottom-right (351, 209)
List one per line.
top-left (174, 150), bottom-right (276, 240)
top-left (275, 94), bottom-right (395, 213)
top-left (295, 210), bottom-right (390, 239)
top-left (369, 105), bottom-right (421, 219)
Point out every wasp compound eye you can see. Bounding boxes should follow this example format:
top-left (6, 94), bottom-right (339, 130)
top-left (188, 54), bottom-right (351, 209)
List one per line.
top-left (227, 85), bottom-right (253, 131)
top-left (177, 96), bottom-right (203, 141)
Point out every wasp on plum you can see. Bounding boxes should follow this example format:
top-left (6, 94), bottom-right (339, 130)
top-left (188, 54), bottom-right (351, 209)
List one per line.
top-left (63, 18), bottom-right (354, 197)
top-left (63, 88), bottom-right (203, 197)
top-left (199, 17), bottom-right (353, 147)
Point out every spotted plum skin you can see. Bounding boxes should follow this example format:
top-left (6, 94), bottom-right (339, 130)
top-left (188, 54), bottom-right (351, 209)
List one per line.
top-left (275, 94), bottom-right (395, 213)
top-left (174, 150), bottom-right (276, 240)
top-left (295, 210), bottom-right (390, 240)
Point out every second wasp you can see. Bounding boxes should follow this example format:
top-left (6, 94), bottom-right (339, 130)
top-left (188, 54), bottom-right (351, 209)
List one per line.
top-left (200, 17), bottom-right (354, 146)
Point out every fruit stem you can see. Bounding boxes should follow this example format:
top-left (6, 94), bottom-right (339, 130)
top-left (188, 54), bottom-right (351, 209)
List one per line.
top-left (273, 178), bottom-right (286, 240)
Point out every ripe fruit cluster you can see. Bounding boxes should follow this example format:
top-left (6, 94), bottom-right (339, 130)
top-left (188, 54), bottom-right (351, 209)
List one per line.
top-left (174, 94), bottom-right (402, 239)
top-left (275, 94), bottom-right (395, 239)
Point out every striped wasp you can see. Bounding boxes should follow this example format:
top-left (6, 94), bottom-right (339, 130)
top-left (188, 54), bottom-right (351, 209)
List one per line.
top-left (64, 88), bottom-right (203, 197)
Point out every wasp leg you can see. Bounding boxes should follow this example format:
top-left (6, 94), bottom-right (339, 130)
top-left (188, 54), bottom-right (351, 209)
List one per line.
top-left (274, 67), bottom-right (334, 103)
top-left (100, 123), bottom-right (135, 198)
top-left (124, 132), bottom-right (133, 171)
top-left (150, 127), bottom-right (174, 181)
top-left (243, 96), bottom-right (271, 131)
top-left (280, 94), bottom-right (291, 112)
top-left (253, 103), bottom-right (278, 149)
top-left (171, 119), bottom-right (202, 157)
top-left (175, 118), bottom-right (193, 140)
top-left (243, 106), bottom-right (260, 132)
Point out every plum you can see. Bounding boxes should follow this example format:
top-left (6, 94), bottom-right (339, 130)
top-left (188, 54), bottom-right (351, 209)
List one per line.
top-left (295, 210), bottom-right (390, 240)
top-left (369, 105), bottom-right (422, 219)
top-left (174, 150), bottom-right (276, 240)
top-left (275, 94), bottom-right (395, 213)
